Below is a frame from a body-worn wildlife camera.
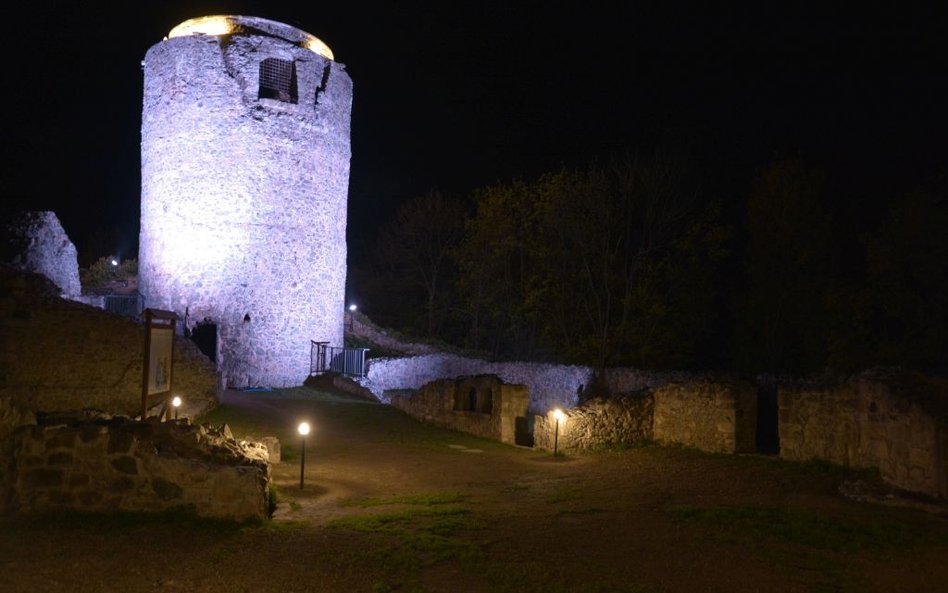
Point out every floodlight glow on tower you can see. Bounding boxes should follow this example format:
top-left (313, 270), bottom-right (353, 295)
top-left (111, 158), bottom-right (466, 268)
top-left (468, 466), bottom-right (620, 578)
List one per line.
top-left (139, 15), bottom-right (353, 388)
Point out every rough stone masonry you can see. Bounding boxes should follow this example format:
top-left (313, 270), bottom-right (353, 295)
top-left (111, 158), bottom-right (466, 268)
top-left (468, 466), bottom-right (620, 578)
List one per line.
top-left (139, 16), bottom-right (352, 388)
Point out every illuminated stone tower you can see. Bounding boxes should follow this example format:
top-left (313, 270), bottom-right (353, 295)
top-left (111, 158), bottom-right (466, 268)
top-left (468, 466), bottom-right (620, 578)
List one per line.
top-left (139, 16), bottom-right (352, 387)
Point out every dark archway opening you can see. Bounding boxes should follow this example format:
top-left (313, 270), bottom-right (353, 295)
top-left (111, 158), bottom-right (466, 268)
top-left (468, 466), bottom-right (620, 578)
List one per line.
top-left (191, 321), bottom-right (217, 363)
top-left (756, 382), bottom-right (779, 455)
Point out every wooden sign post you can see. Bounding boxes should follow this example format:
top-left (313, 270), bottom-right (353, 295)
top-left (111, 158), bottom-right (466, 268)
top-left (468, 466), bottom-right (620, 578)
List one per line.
top-left (141, 309), bottom-right (178, 420)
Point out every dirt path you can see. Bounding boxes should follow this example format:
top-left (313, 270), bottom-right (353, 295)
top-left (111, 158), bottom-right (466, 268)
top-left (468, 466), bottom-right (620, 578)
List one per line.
top-left (2, 387), bottom-right (947, 593)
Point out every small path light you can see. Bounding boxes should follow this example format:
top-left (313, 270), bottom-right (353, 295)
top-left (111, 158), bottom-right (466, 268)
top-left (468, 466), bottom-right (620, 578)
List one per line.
top-left (553, 408), bottom-right (565, 457)
top-left (171, 396), bottom-right (182, 420)
top-left (110, 258), bottom-right (119, 267)
top-left (298, 422), bottom-right (311, 489)
top-left (348, 304), bottom-right (357, 312)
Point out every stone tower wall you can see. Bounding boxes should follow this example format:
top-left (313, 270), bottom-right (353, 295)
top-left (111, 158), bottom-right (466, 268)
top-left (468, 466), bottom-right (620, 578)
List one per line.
top-left (140, 18), bottom-right (352, 387)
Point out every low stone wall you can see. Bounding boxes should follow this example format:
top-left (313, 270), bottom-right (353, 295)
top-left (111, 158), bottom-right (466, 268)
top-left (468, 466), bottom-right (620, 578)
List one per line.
top-left (1, 397), bottom-right (36, 513)
top-left (11, 411), bottom-right (270, 520)
top-left (779, 369), bottom-right (948, 498)
top-left (534, 395), bottom-right (653, 452)
top-left (0, 268), bottom-right (219, 417)
top-left (366, 354), bottom-right (594, 413)
top-left (533, 379), bottom-right (756, 454)
top-left (389, 375), bottom-right (530, 445)
top-left (652, 380), bottom-right (757, 454)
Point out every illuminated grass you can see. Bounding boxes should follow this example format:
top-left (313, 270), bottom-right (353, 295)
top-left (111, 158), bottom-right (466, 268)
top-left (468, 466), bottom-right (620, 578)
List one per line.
top-left (341, 492), bottom-right (469, 508)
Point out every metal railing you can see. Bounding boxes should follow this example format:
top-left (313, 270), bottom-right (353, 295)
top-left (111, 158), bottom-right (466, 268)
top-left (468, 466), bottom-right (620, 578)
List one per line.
top-left (104, 292), bottom-right (144, 318)
top-left (310, 341), bottom-right (369, 379)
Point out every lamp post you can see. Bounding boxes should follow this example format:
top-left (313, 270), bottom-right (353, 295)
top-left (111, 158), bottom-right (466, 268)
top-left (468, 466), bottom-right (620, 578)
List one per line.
top-left (553, 408), bottom-right (565, 456)
top-left (298, 422), bottom-right (311, 489)
top-left (171, 396), bottom-right (182, 420)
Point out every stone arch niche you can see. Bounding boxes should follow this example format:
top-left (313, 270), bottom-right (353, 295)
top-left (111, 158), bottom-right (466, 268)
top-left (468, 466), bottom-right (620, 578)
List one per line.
top-left (139, 16), bottom-right (352, 387)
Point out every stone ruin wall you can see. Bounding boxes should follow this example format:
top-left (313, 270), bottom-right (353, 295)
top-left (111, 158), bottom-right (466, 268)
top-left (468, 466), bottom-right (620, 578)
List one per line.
top-left (389, 375), bottom-right (530, 445)
top-left (651, 380), bottom-right (758, 454)
top-left (10, 411), bottom-right (270, 521)
top-left (140, 19), bottom-right (352, 388)
top-left (0, 269), bottom-right (219, 418)
top-left (779, 369), bottom-right (948, 498)
top-left (533, 394), bottom-right (653, 452)
top-left (0, 397), bottom-right (36, 513)
top-left (364, 354), bottom-right (689, 414)
top-left (3, 211), bottom-right (81, 297)
top-left (533, 379), bottom-right (756, 454)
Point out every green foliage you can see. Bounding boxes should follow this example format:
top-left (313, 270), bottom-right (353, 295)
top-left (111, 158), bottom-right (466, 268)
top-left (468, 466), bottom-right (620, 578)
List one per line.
top-left (827, 184), bottom-right (948, 373)
top-left (371, 190), bottom-right (468, 337)
top-left (80, 256), bottom-right (138, 292)
top-left (739, 159), bottom-right (834, 373)
top-left (455, 154), bottom-right (729, 368)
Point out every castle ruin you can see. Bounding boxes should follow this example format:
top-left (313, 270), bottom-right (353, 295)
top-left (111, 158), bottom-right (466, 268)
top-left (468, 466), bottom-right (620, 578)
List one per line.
top-left (138, 16), bottom-right (352, 387)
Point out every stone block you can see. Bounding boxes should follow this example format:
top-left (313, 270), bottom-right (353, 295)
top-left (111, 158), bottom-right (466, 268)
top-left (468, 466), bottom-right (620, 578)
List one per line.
top-left (47, 452), bottom-right (73, 465)
top-left (152, 478), bottom-right (184, 501)
top-left (259, 436), bottom-right (281, 463)
top-left (24, 468), bottom-right (63, 488)
top-left (108, 430), bottom-right (135, 453)
top-left (110, 456), bottom-right (139, 475)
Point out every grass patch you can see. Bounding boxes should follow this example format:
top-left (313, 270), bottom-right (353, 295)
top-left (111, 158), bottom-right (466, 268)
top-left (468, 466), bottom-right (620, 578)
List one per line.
top-left (544, 487), bottom-right (582, 504)
top-left (668, 504), bottom-right (948, 552)
top-left (329, 506), bottom-right (473, 535)
top-left (328, 496), bottom-right (482, 581)
top-left (341, 492), bottom-right (469, 508)
top-left (556, 507), bottom-right (605, 516)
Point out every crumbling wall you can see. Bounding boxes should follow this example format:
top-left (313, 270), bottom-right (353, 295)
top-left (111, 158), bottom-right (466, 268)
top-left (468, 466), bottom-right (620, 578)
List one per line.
top-left (389, 375), bottom-right (529, 445)
top-left (652, 379), bottom-right (758, 454)
top-left (0, 397), bottom-right (36, 513)
top-left (779, 369), bottom-right (948, 498)
top-left (2, 211), bottom-right (81, 296)
top-left (11, 411), bottom-right (269, 520)
top-left (366, 354), bottom-right (593, 413)
top-left (0, 268), bottom-right (218, 417)
top-left (365, 354), bottom-right (693, 414)
top-left (534, 395), bottom-right (653, 453)
top-left (533, 379), bottom-right (756, 454)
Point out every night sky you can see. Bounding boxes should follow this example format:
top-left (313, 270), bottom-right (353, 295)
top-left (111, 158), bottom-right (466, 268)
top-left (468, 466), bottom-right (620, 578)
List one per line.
top-left (2, 2), bottom-right (945, 262)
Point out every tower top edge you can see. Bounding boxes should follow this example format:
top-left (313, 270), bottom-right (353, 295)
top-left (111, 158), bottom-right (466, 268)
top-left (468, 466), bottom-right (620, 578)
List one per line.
top-left (167, 15), bottom-right (334, 60)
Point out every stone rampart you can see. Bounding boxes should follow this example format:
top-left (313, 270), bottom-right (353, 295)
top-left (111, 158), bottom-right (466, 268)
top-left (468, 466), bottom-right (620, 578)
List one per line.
top-left (534, 394), bottom-right (653, 452)
top-left (367, 354), bottom-right (593, 413)
top-left (389, 375), bottom-right (529, 445)
top-left (11, 411), bottom-right (270, 520)
top-left (0, 268), bottom-right (219, 417)
top-left (652, 379), bottom-right (758, 454)
top-left (533, 379), bottom-right (756, 454)
top-left (779, 369), bottom-right (948, 498)
top-left (365, 354), bottom-right (696, 414)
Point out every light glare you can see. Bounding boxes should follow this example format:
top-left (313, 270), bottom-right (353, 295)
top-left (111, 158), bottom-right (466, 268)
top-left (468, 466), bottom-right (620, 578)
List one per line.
top-left (298, 422), bottom-right (311, 436)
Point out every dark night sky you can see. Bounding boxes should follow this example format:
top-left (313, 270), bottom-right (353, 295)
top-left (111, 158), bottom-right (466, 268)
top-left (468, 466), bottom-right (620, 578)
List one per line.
top-left (2, 2), bottom-right (946, 261)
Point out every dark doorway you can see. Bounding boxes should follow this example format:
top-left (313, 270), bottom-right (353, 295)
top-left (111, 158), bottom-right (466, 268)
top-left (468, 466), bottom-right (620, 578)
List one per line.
top-left (756, 383), bottom-right (779, 455)
top-left (191, 321), bottom-right (217, 363)
top-left (515, 415), bottom-right (534, 447)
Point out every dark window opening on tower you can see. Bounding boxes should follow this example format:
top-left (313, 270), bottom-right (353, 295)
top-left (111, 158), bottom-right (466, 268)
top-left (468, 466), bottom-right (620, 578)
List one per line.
top-left (258, 58), bottom-right (298, 103)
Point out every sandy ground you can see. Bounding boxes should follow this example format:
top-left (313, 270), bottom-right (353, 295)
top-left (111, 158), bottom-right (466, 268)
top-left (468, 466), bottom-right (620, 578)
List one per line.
top-left (2, 387), bottom-right (946, 593)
